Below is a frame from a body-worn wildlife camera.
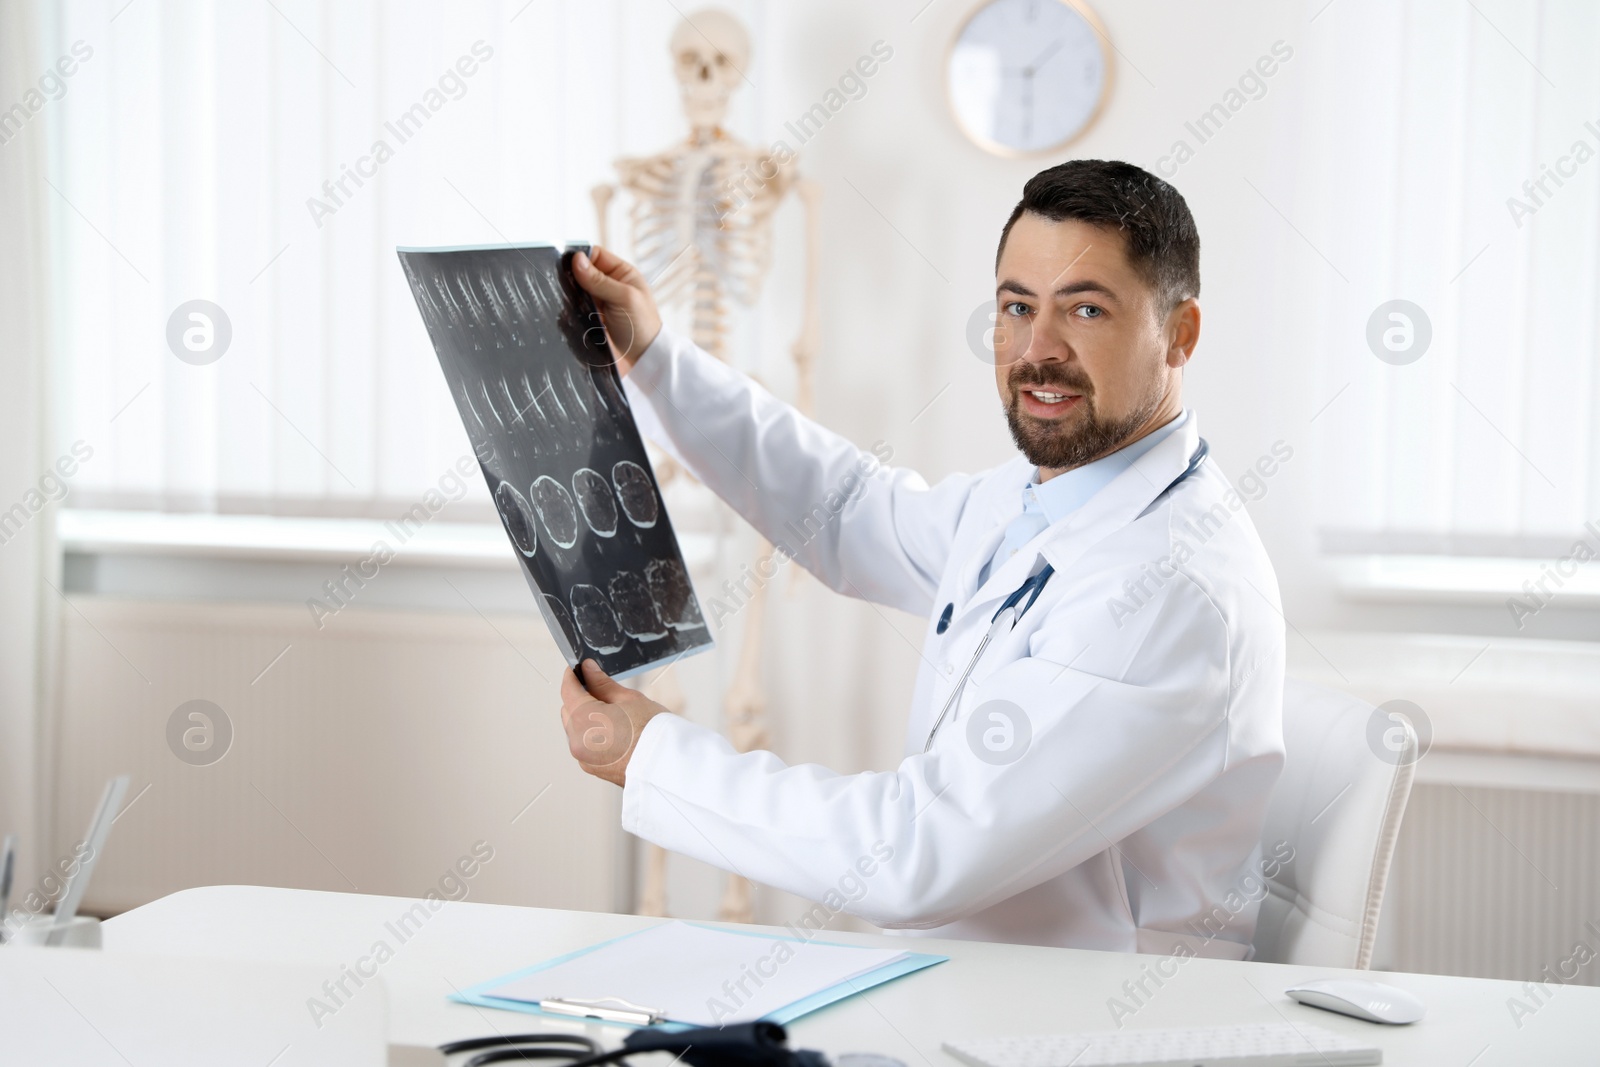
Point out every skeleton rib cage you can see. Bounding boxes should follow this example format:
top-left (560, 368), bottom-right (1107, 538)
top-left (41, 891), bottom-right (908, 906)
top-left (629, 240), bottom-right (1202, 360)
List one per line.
top-left (620, 148), bottom-right (790, 360)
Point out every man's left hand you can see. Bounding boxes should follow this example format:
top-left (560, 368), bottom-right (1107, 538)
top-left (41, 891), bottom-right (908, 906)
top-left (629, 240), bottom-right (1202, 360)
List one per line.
top-left (559, 659), bottom-right (666, 786)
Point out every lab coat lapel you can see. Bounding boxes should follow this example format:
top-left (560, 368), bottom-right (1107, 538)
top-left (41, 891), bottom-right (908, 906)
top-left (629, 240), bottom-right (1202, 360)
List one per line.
top-left (1036, 414), bottom-right (1203, 576)
top-left (954, 415), bottom-right (1203, 625)
top-left (963, 527), bottom-right (1049, 621)
top-left (950, 459), bottom-right (1033, 608)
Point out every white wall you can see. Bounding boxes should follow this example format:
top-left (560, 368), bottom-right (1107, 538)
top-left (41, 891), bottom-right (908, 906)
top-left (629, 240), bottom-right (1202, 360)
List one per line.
top-left (51, 598), bottom-right (625, 918)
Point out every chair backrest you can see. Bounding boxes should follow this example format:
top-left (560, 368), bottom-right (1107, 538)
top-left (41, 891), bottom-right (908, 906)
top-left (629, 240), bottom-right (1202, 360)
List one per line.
top-left (1252, 678), bottom-right (1418, 968)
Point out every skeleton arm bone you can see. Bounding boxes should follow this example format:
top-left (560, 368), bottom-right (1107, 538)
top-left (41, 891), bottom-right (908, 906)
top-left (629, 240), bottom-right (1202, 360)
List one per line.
top-left (791, 177), bottom-right (822, 418)
top-left (591, 183), bottom-right (616, 248)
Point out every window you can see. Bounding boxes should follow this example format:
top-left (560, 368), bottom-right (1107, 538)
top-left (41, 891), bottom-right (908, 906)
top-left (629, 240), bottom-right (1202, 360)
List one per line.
top-left (46, 0), bottom-right (744, 520)
top-left (1289, 0), bottom-right (1600, 559)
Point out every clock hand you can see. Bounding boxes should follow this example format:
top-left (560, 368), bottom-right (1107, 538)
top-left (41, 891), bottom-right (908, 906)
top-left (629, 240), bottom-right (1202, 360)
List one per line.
top-left (1027, 37), bottom-right (1065, 73)
top-left (1012, 38), bottom-right (1061, 83)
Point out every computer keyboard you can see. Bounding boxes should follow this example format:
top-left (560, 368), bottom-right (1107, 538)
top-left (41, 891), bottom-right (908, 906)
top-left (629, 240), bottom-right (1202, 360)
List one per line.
top-left (942, 1021), bottom-right (1382, 1067)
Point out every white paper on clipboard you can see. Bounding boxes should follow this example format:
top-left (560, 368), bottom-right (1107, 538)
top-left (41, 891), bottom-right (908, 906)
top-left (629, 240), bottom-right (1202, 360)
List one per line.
top-left (482, 920), bottom-right (918, 1028)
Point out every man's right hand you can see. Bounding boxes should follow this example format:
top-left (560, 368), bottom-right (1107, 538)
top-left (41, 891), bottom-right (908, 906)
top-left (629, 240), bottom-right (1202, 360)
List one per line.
top-left (572, 246), bottom-right (662, 376)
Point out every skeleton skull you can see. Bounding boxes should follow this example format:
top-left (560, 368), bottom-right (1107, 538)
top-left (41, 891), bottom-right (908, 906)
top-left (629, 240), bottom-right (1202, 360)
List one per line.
top-left (670, 8), bottom-right (750, 133)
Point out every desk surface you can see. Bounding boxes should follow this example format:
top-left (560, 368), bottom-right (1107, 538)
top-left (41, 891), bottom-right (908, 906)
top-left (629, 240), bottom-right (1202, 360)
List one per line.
top-left (105, 886), bottom-right (1595, 1064)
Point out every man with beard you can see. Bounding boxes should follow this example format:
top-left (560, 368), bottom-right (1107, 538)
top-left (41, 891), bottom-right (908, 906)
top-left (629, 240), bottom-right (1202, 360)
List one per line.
top-left (557, 159), bottom-right (1286, 956)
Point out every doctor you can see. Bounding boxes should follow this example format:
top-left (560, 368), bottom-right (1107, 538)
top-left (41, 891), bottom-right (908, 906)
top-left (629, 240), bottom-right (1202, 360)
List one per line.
top-left (559, 159), bottom-right (1285, 957)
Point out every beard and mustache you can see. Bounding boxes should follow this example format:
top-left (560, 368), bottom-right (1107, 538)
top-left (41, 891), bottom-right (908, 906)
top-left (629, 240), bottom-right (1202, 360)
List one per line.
top-left (1003, 360), bottom-right (1165, 472)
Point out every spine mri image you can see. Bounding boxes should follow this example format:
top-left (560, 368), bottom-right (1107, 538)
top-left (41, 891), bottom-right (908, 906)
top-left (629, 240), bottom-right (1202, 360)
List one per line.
top-left (399, 244), bottom-right (711, 678)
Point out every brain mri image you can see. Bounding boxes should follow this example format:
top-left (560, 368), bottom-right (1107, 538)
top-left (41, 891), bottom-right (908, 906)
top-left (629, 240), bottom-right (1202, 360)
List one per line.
top-left (400, 243), bottom-right (713, 677)
top-left (646, 558), bottom-right (705, 631)
top-left (493, 479), bottom-right (538, 558)
top-left (613, 460), bottom-right (660, 528)
top-left (609, 570), bottom-right (667, 642)
top-left (531, 475), bottom-right (580, 549)
top-left (572, 467), bottom-right (619, 537)
top-left (570, 583), bottom-right (625, 655)
top-left (542, 594), bottom-right (581, 660)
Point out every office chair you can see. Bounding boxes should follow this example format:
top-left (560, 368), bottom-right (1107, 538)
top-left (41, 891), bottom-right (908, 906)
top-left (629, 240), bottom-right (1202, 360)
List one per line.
top-left (1252, 678), bottom-right (1418, 968)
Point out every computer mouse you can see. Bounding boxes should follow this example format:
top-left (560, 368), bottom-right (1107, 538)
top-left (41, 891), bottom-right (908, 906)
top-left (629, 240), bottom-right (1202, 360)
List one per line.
top-left (1285, 977), bottom-right (1426, 1024)
top-left (836, 1056), bottom-right (908, 1067)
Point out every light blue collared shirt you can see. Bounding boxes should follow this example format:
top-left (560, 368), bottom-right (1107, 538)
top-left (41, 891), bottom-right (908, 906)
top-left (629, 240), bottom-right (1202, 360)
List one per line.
top-left (978, 411), bottom-right (1190, 586)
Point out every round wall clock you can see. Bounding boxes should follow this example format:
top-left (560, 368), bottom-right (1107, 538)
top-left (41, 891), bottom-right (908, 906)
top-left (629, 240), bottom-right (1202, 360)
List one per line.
top-left (946, 0), bottom-right (1113, 157)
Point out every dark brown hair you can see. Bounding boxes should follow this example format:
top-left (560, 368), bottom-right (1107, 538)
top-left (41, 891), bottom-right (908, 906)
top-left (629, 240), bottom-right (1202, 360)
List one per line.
top-left (997, 159), bottom-right (1201, 312)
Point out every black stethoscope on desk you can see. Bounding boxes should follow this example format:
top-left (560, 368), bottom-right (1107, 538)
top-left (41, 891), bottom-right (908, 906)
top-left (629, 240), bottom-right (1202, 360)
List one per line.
top-left (435, 1021), bottom-right (861, 1067)
top-left (922, 438), bottom-right (1210, 753)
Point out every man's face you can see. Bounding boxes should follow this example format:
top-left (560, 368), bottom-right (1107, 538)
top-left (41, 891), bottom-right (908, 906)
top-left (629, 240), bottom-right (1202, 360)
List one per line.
top-left (992, 213), bottom-right (1192, 476)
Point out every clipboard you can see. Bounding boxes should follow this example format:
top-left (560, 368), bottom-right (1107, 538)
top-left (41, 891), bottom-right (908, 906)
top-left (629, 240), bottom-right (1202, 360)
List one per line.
top-left (450, 920), bottom-right (948, 1030)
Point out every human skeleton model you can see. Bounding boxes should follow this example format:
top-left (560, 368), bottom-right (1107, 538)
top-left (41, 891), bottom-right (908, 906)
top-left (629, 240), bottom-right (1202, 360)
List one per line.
top-left (592, 9), bottom-right (820, 924)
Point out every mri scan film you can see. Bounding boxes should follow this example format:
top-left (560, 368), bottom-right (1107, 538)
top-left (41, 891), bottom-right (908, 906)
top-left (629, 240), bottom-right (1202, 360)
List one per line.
top-left (399, 243), bottom-right (712, 677)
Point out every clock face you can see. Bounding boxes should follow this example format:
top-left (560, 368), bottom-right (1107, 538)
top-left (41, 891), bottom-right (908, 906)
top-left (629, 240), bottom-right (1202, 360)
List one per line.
top-left (947, 0), bottom-right (1110, 156)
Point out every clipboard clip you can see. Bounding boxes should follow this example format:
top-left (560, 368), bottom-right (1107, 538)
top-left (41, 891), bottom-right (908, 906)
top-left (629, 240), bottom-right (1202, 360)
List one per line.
top-left (538, 996), bottom-right (665, 1026)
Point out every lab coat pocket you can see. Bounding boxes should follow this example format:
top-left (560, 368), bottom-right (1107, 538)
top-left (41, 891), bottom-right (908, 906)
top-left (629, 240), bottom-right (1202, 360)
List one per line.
top-left (1108, 848), bottom-right (1138, 930)
top-left (953, 626), bottom-right (1045, 758)
top-left (966, 620), bottom-right (1034, 689)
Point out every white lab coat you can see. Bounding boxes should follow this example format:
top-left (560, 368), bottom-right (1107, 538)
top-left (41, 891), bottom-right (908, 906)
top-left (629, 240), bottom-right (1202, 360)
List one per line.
top-left (618, 327), bottom-right (1285, 957)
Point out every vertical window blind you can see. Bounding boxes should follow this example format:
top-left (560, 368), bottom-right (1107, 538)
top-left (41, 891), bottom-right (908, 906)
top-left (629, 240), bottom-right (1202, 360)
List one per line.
top-left (47, 0), bottom-right (768, 518)
top-left (1294, 0), bottom-right (1600, 557)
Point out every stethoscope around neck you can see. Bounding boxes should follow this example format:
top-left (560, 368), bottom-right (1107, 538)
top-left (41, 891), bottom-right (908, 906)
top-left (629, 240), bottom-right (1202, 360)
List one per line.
top-left (921, 438), bottom-right (1210, 754)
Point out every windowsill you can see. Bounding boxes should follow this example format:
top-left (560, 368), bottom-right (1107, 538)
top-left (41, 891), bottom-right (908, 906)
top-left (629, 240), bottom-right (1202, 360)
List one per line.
top-left (58, 508), bottom-right (521, 569)
top-left (58, 508), bottom-right (719, 570)
top-left (1333, 554), bottom-right (1600, 605)
top-left (57, 509), bottom-right (719, 615)
top-left (1290, 629), bottom-right (1600, 762)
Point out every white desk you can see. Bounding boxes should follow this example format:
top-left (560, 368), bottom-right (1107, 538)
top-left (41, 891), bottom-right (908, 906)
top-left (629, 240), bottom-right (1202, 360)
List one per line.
top-left (0, 944), bottom-right (387, 1065)
top-left (105, 886), bottom-right (1595, 1063)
